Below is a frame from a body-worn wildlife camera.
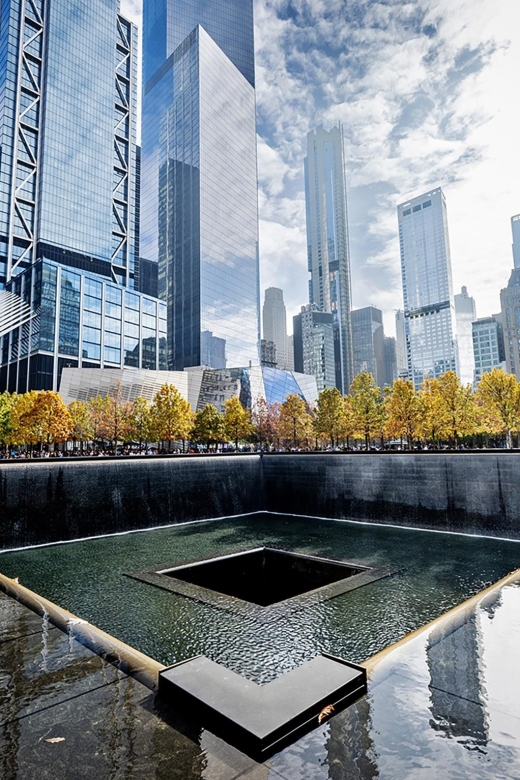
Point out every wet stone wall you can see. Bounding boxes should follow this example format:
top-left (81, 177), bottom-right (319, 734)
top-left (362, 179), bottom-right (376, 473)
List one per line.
top-left (262, 453), bottom-right (520, 539)
top-left (1, 453), bottom-right (520, 550)
top-left (0, 455), bottom-right (263, 549)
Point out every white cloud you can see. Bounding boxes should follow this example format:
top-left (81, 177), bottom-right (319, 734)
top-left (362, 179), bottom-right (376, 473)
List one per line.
top-left (122, 0), bottom-right (520, 337)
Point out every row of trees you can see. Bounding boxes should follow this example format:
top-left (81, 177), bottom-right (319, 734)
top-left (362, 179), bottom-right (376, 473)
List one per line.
top-left (1, 367), bottom-right (520, 452)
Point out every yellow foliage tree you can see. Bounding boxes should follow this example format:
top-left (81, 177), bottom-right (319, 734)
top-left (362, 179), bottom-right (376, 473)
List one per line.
top-left (68, 400), bottom-right (94, 452)
top-left (278, 393), bottom-right (314, 448)
top-left (314, 387), bottom-right (347, 447)
top-left (349, 372), bottom-right (385, 448)
top-left (435, 371), bottom-right (476, 445)
top-left (191, 404), bottom-right (226, 450)
top-left (24, 391), bottom-right (73, 449)
top-left (151, 384), bottom-right (194, 450)
top-left (384, 378), bottom-right (421, 449)
top-left (128, 396), bottom-right (153, 447)
top-left (477, 368), bottom-right (520, 449)
top-left (223, 397), bottom-right (253, 449)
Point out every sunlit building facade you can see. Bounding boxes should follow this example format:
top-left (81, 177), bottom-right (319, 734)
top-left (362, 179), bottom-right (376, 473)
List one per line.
top-left (398, 188), bottom-right (458, 390)
top-left (141, 0), bottom-right (260, 372)
top-left (454, 286), bottom-right (476, 386)
top-left (304, 125), bottom-right (354, 392)
top-left (0, 0), bottom-right (156, 392)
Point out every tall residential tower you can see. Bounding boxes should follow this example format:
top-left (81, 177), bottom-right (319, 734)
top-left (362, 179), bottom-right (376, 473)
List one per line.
top-left (398, 188), bottom-right (458, 389)
top-left (141, 0), bottom-right (260, 371)
top-left (304, 125), bottom-right (353, 392)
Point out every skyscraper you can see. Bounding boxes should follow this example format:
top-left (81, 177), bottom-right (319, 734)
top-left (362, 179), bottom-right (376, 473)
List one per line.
top-left (262, 287), bottom-right (293, 370)
top-left (454, 286), bottom-right (476, 386)
top-left (500, 269), bottom-right (520, 380)
top-left (511, 215), bottom-right (520, 269)
top-left (398, 188), bottom-right (458, 389)
top-left (141, 0), bottom-right (260, 371)
top-left (351, 306), bottom-right (386, 389)
top-left (395, 309), bottom-right (408, 378)
top-left (472, 316), bottom-right (505, 387)
top-left (293, 304), bottom-right (336, 392)
top-left (304, 125), bottom-right (353, 392)
top-left (0, 1), bottom-right (166, 393)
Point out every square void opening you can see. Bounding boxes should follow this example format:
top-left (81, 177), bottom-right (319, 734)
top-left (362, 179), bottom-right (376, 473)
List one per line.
top-left (159, 547), bottom-right (364, 606)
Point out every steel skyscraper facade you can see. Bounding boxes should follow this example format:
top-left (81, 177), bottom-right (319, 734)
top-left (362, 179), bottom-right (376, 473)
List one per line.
top-left (0, 0), bottom-right (166, 392)
top-left (141, 0), bottom-right (260, 371)
top-left (304, 124), bottom-right (353, 393)
top-left (398, 187), bottom-right (458, 389)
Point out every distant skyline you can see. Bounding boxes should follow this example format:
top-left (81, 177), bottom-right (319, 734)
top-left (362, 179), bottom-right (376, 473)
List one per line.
top-left (122, 0), bottom-right (520, 337)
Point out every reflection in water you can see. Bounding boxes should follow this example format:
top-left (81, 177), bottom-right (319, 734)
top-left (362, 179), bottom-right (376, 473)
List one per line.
top-left (427, 616), bottom-right (488, 749)
top-left (327, 696), bottom-right (380, 780)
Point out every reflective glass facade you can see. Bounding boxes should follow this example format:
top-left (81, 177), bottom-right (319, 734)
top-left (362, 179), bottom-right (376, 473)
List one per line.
top-left (398, 188), bottom-right (458, 390)
top-left (472, 316), bottom-right (505, 388)
top-left (304, 125), bottom-right (354, 392)
top-left (59, 365), bottom-right (318, 413)
top-left (0, 260), bottom-right (167, 393)
top-left (143, 0), bottom-right (255, 87)
top-left (0, 0), bottom-right (138, 287)
top-left (141, 13), bottom-right (260, 372)
top-left (351, 306), bottom-right (386, 389)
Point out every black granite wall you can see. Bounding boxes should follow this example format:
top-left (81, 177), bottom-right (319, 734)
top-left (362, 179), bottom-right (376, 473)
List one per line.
top-left (262, 453), bottom-right (520, 539)
top-left (1, 453), bottom-right (520, 550)
top-left (0, 455), bottom-right (263, 549)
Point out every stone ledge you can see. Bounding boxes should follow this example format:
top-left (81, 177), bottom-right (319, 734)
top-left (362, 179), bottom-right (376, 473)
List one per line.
top-left (158, 652), bottom-right (367, 760)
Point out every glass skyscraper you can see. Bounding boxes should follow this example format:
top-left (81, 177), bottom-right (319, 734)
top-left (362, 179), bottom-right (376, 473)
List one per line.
top-left (141, 0), bottom-right (260, 371)
top-left (304, 124), bottom-right (354, 393)
top-left (398, 187), bottom-right (458, 389)
top-left (0, 0), bottom-right (165, 392)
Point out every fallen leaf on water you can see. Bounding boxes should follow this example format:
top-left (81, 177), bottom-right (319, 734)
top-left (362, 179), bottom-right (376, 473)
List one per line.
top-left (318, 704), bottom-right (335, 725)
top-left (45, 737), bottom-right (65, 743)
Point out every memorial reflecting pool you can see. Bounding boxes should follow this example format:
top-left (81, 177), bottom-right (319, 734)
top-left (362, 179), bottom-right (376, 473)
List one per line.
top-left (1, 513), bottom-right (519, 683)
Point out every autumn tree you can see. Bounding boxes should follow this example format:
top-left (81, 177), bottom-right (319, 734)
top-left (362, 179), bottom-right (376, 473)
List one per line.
top-left (223, 397), bottom-right (253, 450)
top-left (278, 393), bottom-right (314, 449)
top-left (68, 400), bottom-right (94, 452)
top-left (96, 386), bottom-right (132, 446)
top-left (349, 372), bottom-right (385, 449)
top-left (0, 392), bottom-right (16, 446)
top-left (384, 379), bottom-right (421, 448)
top-left (25, 391), bottom-right (73, 449)
top-left (417, 377), bottom-right (444, 446)
top-left (314, 387), bottom-right (347, 447)
top-left (435, 371), bottom-right (476, 446)
top-left (191, 404), bottom-right (226, 450)
top-left (250, 398), bottom-right (280, 449)
top-left (150, 384), bottom-right (193, 450)
top-left (341, 395), bottom-right (357, 448)
top-left (128, 396), bottom-right (153, 448)
top-left (477, 368), bottom-right (520, 449)
top-left (9, 391), bottom-right (40, 450)
top-left (89, 395), bottom-right (110, 446)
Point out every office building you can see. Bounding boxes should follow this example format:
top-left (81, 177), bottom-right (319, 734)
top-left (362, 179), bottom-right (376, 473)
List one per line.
top-left (293, 304), bottom-right (336, 393)
top-left (384, 336), bottom-right (397, 386)
top-left (262, 287), bottom-right (293, 370)
top-left (454, 286), bottom-right (476, 386)
top-left (499, 269), bottom-right (520, 380)
top-left (472, 316), bottom-right (505, 387)
top-left (260, 339), bottom-right (277, 369)
top-left (351, 306), bottom-right (387, 388)
top-left (398, 188), bottom-right (458, 389)
top-left (304, 125), bottom-right (354, 392)
top-left (0, 1), bottom-right (166, 392)
top-left (395, 310), bottom-right (408, 378)
top-left (141, 0), bottom-right (260, 372)
top-left (512, 215), bottom-right (520, 269)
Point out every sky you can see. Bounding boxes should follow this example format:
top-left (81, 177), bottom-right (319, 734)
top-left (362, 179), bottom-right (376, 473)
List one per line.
top-left (121, 0), bottom-right (520, 337)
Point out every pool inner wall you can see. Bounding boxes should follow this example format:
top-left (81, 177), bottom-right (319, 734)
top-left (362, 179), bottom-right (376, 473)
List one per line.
top-left (1, 452), bottom-right (519, 549)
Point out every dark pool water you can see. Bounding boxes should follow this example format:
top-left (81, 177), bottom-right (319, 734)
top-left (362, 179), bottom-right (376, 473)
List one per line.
top-left (1, 512), bottom-right (519, 683)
